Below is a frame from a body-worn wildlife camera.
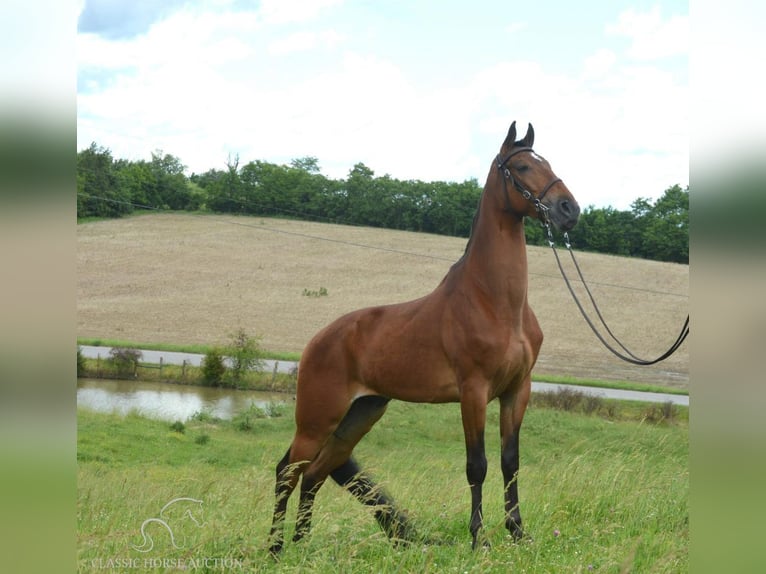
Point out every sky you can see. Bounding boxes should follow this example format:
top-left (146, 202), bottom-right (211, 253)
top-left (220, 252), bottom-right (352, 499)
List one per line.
top-left (76, 0), bottom-right (689, 210)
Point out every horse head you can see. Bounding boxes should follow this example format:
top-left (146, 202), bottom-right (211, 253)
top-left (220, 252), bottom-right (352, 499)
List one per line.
top-left (496, 121), bottom-right (580, 232)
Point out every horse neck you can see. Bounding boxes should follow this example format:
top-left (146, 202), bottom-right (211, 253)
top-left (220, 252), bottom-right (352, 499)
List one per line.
top-left (455, 170), bottom-right (529, 308)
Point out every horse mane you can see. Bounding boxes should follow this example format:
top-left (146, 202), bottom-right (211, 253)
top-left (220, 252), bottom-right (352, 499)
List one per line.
top-left (449, 191), bottom-right (484, 273)
top-left (453, 139), bottom-right (526, 269)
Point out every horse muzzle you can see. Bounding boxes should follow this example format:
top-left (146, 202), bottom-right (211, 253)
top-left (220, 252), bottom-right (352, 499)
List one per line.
top-left (547, 198), bottom-right (580, 232)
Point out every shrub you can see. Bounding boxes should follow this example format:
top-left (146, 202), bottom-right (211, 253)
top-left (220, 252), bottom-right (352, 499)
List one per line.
top-left (77, 347), bottom-right (86, 377)
top-left (582, 394), bottom-right (604, 415)
top-left (262, 400), bottom-right (287, 418)
top-left (233, 413), bottom-right (254, 432)
top-left (661, 400), bottom-right (677, 422)
top-left (201, 349), bottom-right (226, 386)
top-left (555, 387), bottom-right (585, 411)
top-left (534, 387), bottom-right (586, 412)
top-left (642, 401), bottom-right (677, 424)
top-left (170, 420), bottom-right (186, 433)
top-left (189, 410), bottom-right (220, 423)
top-left (108, 347), bottom-right (142, 376)
top-left (224, 328), bottom-right (265, 387)
top-left (232, 402), bottom-right (270, 431)
top-left (194, 433), bottom-right (210, 445)
top-left (302, 286), bottom-right (328, 297)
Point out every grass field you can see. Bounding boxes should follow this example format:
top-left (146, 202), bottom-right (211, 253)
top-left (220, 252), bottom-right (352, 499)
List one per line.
top-left (77, 212), bottom-right (688, 388)
top-left (77, 399), bottom-right (688, 573)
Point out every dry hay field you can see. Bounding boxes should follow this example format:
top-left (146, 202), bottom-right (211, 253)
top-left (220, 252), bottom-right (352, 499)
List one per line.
top-left (77, 212), bottom-right (689, 389)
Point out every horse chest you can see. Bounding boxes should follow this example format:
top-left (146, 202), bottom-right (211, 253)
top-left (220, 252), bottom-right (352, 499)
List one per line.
top-left (479, 310), bottom-right (535, 376)
top-left (501, 335), bottom-right (535, 376)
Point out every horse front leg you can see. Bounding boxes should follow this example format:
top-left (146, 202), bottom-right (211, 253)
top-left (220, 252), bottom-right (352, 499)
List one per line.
top-left (500, 428), bottom-right (523, 540)
top-left (499, 384), bottom-right (530, 542)
top-left (460, 385), bottom-right (488, 550)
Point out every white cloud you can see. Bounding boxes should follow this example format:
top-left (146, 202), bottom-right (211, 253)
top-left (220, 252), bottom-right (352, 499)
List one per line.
top-left (505, 21), bottom-right (528, 34)
top-left (582, 49), bottom-right (617, 79)
top-left (607, 6), bottom-right (688, 61)
top-left (268, 29), bottom-right (344, 55)
top-left (461, 45), bottom-right (687, 209)
top-left (78, 8), bottom-right (258, 72)
top-left (76, 3), bottom-right (688, 210)
top-left (258, 0), bottom-right (344, 25)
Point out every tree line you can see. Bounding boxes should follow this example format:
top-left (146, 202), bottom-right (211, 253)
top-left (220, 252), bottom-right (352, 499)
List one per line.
top-left (77, 143), bottom-right (688, 263)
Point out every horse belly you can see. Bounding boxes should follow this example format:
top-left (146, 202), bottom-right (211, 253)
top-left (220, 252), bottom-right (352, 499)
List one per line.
top-left (356, 313), bottom-right (460, 403)
top-left (363, 349), bottom-right (460, 404)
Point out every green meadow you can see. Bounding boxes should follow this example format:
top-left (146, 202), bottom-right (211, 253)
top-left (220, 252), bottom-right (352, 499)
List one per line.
top-left (77, 397), bottom-right (687, 573)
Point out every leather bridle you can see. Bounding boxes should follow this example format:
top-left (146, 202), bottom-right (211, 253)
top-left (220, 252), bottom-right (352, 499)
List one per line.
top-left (496, 147), bottom-right (561, 225)
top-left (497, 146), bottom-right (688, 365)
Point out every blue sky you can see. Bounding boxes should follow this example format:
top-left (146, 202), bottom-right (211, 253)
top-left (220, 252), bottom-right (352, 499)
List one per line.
top-left (77, 0), bottom-right (689, 209)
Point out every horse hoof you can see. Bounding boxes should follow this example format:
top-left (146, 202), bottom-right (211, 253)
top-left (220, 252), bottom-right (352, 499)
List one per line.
top-left (471, 536), bottom-right (491, 551)
top-left (508, 531), bottom-right (533, 545)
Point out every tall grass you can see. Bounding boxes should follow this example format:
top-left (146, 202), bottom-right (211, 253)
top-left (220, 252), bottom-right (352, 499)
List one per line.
top-left (77, 400), bottom-right (687, 573)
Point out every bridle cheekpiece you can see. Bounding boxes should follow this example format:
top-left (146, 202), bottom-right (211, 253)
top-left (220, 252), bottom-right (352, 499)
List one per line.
top-left (495, 147), bottom-right (562, 227)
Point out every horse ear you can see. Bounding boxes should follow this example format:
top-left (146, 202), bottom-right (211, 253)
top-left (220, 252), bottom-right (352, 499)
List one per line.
top-left (520, 123), bottom-right (535, 147)
top-left (502, 121), bottom-right (517, 150)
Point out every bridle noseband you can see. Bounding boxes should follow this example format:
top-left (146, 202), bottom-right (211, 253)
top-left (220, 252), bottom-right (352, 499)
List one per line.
top-left (496, 147), bottom-right (562, 226)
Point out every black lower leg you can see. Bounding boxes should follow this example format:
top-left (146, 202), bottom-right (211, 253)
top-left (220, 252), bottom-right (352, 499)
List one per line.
top-left (501, 430), bottom-right (524, 541)
top-left (466, 436), bottom-right (488, 550)
top-left (269, 448), bottom-right (293, 555)
top-left (293, 476), bottom-right (319, 543)
top-left (331, 457), bottom-right (413, 542)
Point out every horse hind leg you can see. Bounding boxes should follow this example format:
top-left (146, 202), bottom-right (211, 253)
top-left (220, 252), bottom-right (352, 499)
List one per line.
top-left (330, 396), bottom-right (414, 543)
top-left (293, 395), bottom-right (413, 544)
top-left (330, 456), bottom-right (414, 545)
top-left (268, 447), bottom-right (302, 555)
top-left (268, 431), bottom-right (327, 555)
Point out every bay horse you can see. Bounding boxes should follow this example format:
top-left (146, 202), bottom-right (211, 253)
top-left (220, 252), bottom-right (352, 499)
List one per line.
top-left (268, 121), bottom-right (580, 553)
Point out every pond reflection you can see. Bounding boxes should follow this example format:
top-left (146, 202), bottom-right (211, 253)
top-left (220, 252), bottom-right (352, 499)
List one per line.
top-left (77, 378), bottom-right (290, 421)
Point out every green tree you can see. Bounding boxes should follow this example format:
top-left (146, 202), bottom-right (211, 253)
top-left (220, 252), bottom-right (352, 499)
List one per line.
top-left (638, 185), bottom-right (689, 263)
top-left (568, 206), bottom-right (641, 256)
top-left (524, 216), bottom-right (549, 246)
top-left (114, 159), bottom-right (156, 209)
top-left (224, 329), bottom-right (265, 388)
top-left (199, 163), bottom-right (241, 213)
top-left (285, 160), bottom-right (328, 219)
top-left (77, 143), bottom-right (132, 218)
top-left (149, 150), bottom-right (199, 210)
top-left (201, 348), bottom-right (226, 386)
top-left (291, 156), bottom-right (321, 174)
top-left (345, 162), bottom-right (377, 226)
top-left (239, 160), bottom-right (281, 214)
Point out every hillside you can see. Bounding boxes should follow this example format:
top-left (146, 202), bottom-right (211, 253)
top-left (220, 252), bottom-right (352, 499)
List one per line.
top-left (77, 213), bottom-right (689, 388)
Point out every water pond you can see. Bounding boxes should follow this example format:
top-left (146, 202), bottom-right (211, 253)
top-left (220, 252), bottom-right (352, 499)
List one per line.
top-left (77, 378), bottom-right (290, 421)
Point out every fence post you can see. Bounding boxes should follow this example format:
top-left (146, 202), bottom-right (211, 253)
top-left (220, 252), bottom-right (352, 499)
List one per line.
top-left (159, 356), bottom-right (163, 377)
top-left (182, 359), bottom-right (186, 379)
top-left (271, 361), bottom-right (279, 388)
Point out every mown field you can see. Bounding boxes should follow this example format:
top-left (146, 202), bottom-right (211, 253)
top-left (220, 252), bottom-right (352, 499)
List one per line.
top-left (77, 399), bottom-right (688, 573)
top-left (77, 212), bottom-right (689, 388)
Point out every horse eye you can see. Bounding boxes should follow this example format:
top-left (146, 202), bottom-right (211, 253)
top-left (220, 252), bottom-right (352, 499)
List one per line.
top-left (516, 164), bottom-right (530, 173)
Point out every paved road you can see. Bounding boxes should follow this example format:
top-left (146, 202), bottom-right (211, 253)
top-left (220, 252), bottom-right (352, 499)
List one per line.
top-left (80, 345), bottom-right (689, 406)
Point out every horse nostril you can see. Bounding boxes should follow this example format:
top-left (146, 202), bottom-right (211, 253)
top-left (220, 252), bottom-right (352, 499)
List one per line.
top-left (559, 200), bottom-right (580, 219)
